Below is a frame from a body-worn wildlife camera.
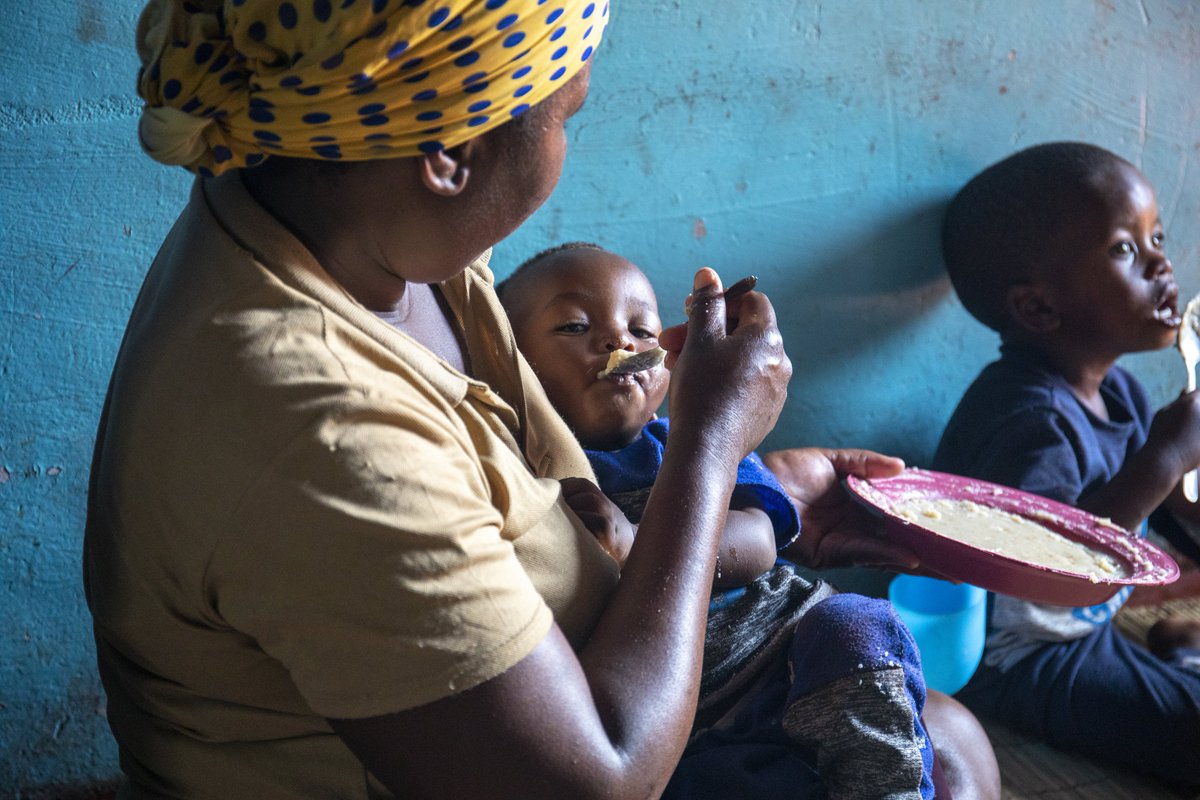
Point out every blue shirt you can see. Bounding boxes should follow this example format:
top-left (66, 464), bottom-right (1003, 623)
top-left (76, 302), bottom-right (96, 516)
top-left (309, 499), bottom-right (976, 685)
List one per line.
top-left (932, 343), bottom-right (1152, 668)
top-left (587, 417), bottom-right (800, 550)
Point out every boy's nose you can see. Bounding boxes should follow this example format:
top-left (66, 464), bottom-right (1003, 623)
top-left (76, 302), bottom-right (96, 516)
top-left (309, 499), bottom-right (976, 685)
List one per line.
top-left (1147, 253), bottom-right (1172, 278)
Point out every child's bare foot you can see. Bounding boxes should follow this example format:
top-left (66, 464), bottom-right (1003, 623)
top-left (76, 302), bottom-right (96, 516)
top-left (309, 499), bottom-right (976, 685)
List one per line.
top-left (1146, 616), bottom-right (1200, 660)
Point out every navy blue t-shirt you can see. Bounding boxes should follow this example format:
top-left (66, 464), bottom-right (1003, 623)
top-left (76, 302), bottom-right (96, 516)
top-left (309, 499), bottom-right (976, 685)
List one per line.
top-left (932, 343), bottom-right (1153, 668)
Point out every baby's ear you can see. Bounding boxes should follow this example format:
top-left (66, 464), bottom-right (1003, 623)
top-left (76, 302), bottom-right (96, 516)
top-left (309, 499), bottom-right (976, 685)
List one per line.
top-left (1006, 282), bottom-right (1060, 334)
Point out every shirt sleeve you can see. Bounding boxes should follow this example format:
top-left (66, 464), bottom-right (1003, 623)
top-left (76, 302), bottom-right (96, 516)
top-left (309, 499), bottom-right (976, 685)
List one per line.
top-left (209, 399), bottom-right (558, 719)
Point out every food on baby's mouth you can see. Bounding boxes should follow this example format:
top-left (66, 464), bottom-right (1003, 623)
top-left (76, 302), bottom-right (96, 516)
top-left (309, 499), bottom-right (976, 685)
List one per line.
top-left (890, 496), bottom-right (1126, 579)
top-left (597, 347), bottom-right (667, 379)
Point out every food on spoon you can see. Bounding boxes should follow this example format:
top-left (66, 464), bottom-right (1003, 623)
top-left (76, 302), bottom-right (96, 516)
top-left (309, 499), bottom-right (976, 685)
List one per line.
top-left (597, 347), bottom-right (667, 379)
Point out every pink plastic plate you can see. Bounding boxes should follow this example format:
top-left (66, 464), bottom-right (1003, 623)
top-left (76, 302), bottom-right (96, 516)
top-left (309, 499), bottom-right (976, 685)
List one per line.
top-left (846, 468), bottom-right (1179, 605)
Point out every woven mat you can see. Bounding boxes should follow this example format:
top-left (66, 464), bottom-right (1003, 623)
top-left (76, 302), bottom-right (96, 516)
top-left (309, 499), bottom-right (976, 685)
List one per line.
top-left (983, 717), bottom-right (1198, 800)
top-left (1114, 595), bottom-right (1200, 647)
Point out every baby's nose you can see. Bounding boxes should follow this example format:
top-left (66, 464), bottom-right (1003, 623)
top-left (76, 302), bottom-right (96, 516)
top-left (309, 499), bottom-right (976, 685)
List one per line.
top-left (602, 332), bottom-right (634, 351)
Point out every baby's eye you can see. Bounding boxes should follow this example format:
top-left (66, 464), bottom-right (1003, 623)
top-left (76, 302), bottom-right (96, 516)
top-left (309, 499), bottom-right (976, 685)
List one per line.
top-left (555, 322), bottom-right (588, 334)
top-left (631, 328), bottom-right (658, 340)
top-left (1109, 241), bottom-right (1135, 259)
top-left (1152, 231), bottom-right (1165, 249)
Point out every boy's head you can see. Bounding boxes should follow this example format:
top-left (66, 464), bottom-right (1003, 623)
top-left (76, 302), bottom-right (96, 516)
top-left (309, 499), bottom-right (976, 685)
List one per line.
top-left (942, 141), bottom-right (1177, 356)
top-left (499, 243), bottom-right (670, 451)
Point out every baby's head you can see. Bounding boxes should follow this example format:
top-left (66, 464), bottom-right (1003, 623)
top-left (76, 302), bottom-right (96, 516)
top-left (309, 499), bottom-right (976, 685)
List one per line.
top-left (499, 243), bottom-right (670, 451)
top-left (942, 141), bottom-right (1176, 357)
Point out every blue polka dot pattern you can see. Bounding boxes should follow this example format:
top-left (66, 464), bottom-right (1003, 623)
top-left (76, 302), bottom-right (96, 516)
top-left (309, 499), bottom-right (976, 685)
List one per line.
top-left (278, 4), bottom-right (298, 29)
top-left (137, 0), bottom-right (609, 174)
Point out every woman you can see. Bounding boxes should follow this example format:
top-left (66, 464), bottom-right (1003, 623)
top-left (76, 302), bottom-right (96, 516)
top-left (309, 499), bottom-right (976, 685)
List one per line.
top-left (86, 2), bottom-right (996, 797)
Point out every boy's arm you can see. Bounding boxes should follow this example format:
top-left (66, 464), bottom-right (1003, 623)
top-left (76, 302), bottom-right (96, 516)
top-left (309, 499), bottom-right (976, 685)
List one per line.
top-left (1077, 391), bottom-right (1200, 531)
top-left (714, 506), bottom-right (777, 588)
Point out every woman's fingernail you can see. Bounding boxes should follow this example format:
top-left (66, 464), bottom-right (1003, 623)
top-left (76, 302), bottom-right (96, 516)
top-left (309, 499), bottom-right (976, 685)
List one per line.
top-left (693, 266), bottom-right (721, 293)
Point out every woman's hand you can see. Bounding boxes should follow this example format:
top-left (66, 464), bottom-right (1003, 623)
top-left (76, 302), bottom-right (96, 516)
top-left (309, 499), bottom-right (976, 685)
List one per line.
top-left (659, 268), bottom-right (791, 463)
top-left (560, 477), bottom-right (636, 568)
top-left (762, 447), bottom-right (923, 571)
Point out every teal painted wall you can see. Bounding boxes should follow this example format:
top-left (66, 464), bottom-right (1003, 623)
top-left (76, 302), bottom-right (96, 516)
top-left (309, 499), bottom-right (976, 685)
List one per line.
top-left (2, 0), bottom-right (1197, 790)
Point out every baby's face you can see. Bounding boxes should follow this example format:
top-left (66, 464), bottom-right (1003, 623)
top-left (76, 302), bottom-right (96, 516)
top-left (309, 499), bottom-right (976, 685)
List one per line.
top-left (1042, 162), bottom-right (1178, 355)
top-left (510, 250), bottom-right (669, 451)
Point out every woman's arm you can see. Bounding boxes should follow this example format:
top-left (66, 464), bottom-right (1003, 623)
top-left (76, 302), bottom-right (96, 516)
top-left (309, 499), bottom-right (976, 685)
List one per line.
top-left (763, 447), bottom-right (921, 571)
top-left (330, 269), bottom-right (790, 800)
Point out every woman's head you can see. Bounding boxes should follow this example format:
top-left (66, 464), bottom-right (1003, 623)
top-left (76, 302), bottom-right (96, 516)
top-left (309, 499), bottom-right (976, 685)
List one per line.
top-left (499, 244), bottom-right (670, 452)
top-left (135, 0), bottom-right (608, 176)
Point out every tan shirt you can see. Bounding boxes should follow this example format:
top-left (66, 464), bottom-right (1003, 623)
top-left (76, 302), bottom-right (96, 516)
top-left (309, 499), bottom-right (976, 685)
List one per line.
top-left (84, 174), bottom-right (618, 799)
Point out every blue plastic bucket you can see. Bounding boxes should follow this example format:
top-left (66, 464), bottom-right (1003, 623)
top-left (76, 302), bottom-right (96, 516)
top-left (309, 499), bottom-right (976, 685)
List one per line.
top-left (889, 574), bottom-right (986, 695)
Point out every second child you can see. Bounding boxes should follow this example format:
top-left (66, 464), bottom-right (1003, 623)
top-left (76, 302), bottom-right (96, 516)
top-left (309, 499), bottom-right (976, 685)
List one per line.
top-left (935, 141), bottom-right (1200, 786)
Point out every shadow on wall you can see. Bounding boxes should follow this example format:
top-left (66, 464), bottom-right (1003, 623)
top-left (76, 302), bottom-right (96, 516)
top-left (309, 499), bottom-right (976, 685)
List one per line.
top-left (778, 199), bottom-right (955, 374)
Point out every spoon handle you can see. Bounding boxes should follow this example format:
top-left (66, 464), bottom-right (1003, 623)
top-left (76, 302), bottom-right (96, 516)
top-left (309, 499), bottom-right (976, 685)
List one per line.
top-left (1186, 358), bottom-right (1198, 502)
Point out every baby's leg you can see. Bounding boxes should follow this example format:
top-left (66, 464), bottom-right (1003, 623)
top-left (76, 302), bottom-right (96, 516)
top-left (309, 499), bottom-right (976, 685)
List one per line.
top-left (782, 593), bottom-right (932, 800)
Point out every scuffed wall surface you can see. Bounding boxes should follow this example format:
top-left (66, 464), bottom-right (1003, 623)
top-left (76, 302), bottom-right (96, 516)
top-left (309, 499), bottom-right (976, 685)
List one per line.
top-left (1, 0), bottom-right (1197, 790)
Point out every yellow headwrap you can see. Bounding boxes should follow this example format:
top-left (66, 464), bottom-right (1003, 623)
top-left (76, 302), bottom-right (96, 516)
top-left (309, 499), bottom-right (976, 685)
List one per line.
top-left (136, 0), bottom-right (608, 176)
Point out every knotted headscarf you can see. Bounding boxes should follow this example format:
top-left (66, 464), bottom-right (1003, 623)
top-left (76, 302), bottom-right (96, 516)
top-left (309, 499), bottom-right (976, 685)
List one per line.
top-left (136, 0), bottom-right (608, 176)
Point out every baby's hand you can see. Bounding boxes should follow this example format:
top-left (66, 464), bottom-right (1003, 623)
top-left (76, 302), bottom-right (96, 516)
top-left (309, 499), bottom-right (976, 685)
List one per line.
top-left (560, 477), bottom-right (635, 568)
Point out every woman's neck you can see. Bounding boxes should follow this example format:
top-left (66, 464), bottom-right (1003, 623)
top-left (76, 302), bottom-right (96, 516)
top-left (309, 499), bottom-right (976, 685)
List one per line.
top-left (239, 161), bottom-right (413, 313)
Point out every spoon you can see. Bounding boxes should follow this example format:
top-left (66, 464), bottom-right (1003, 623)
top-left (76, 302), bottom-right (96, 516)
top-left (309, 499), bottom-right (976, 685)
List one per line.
top-left (1178, 295), bottom-right (1200, 502)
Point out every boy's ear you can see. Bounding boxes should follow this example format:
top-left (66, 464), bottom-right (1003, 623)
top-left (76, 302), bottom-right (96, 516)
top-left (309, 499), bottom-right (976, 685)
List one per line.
top-left (1006, 282), bottom-right (1060, 334)
top-left (418, 141), bottom-right (475, 196)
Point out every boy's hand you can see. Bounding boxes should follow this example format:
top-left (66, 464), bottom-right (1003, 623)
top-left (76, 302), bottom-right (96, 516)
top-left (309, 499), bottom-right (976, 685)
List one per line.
top-left (560, 477), bottom-right (636, 568)
top-left (1146, 390), bottom-right (1200, 479)
top-left (762, 447), bottom-right (923, 571)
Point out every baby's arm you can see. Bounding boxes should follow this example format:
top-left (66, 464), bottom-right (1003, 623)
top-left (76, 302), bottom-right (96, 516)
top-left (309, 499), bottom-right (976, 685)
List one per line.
top-left (715, 505), bottom-right (778, 589)
top-left (1080, 391), bottom-right (1200, 530)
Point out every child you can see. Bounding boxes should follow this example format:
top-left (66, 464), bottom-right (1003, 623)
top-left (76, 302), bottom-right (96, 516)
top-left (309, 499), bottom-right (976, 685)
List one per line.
top-left (499, 242), bottom-right (938, 799)
top-left (934, 141), bottom-right (1200, 786)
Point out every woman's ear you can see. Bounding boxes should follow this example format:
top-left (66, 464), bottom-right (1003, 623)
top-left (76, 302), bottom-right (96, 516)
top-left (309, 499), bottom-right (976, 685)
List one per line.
top-left (419, 144), bottom-right (473, 196)
top-left (1006, 282), bottom-right (1060, 334)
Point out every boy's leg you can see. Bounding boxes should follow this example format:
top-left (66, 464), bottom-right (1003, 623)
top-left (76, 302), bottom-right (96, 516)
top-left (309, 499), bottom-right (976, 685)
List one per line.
top-left (957, 621), bottom-right (1200, 787)
top-left (782, 593), bottom-right (933, 800)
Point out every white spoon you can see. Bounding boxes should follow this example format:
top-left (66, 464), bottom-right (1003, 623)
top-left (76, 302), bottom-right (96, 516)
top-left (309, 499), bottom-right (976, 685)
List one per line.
top-left (1178, 295), bottom-right (1200, 502)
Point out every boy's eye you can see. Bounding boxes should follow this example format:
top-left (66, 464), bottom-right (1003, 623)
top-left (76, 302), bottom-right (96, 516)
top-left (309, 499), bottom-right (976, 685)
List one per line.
top-left (555, 322), bottom-right (588, 334)
top-left (1152, 231), bottom-right (1165, 249)
top-left (631, 328), bottom-right (658, 340)
top-left (1110, 241), bottom-right (1135, 259)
